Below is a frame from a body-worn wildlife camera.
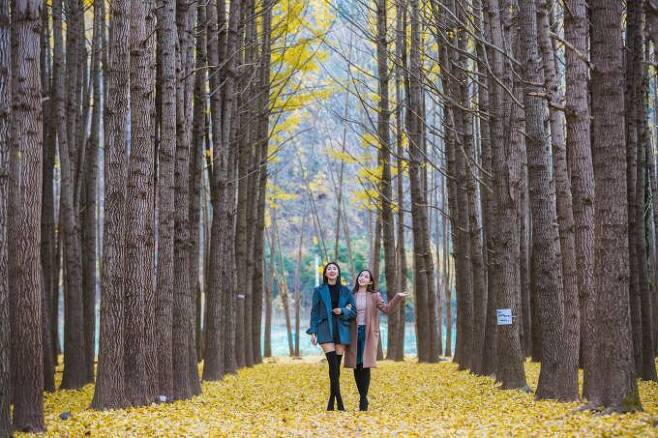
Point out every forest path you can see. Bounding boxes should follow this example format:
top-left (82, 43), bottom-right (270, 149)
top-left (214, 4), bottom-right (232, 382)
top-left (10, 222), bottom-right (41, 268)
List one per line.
top-left (20, 359), bottom-right (658, 436)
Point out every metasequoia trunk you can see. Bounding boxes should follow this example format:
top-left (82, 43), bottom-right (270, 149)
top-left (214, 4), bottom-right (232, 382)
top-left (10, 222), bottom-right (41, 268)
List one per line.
top-left (564, 0), bottom-right (596, 400)
top-left (92, 0), bottom-right (130, 411)
top-left (375, 0), bottom-right (399, 364)
top-left (39, 2), bottom-right (55, 392)
top-left (189, 0), bottom-right (207, 366)
top-left (480, 0), bottom-right (498, 374)
top-left (391, 0), bottom-right (408, 361)
top-left (459, 2), bottom-right (487, 375)
top-left (626, 0), bottom-right (644, 375)
top-left (251, 0), bottom-right (273, 365)
top-left (9, 0), bottom-right (45, 430)
top-left (156, 0), bottom-right (177, 401)
top-left (635, 25), bottom-right (657, 381)
top-left (202, 0), bottom-right (225, 381)
top-left (55, 0), bottom-right (87, 391)
top-left (81, 0), bottom-right (104, 385)
top-left (486, 0), bottom-right (527, 389)
top-left (518, 0), bottom-right (576, 401)
top-left (0, 0), bottom-right (10, 431)
top-left (124, 0), bottom-right (155, 406)
top-left (407, 0), bottom-right (434, 363)
top-left (589, 0), bottom-right (641, 411)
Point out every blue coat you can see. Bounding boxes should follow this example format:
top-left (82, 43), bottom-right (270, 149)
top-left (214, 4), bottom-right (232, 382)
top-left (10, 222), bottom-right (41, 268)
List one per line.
top-left (306, 284), bottom-right (356, 345)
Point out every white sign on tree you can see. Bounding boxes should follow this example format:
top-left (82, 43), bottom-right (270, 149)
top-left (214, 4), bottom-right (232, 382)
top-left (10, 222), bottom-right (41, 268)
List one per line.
top-left (496, 309), bottom-right (513, 325)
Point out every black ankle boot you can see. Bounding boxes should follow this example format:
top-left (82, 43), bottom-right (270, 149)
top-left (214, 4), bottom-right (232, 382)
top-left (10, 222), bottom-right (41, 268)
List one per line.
top-left (359, 397), bottom-right (368, 411)
top-left (327, 394), bottom-right (336, 411)
top-left (335, 392), bottom-right (345, 411)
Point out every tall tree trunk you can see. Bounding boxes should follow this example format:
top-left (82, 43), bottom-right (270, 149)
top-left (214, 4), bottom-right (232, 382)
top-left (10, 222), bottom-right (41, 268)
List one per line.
top-left (238, 0), bottom-right (257, 369)
top-left (434, 1), bottom-right (471, 369)
top-left (264, 231), bottom-right (275, 358)
top-left (474, 3), bottom-right (492, 350)
top-left (124, 0), bottom-right (155, 406)
top-left (518, 0), bottom-right (576, 400)
top-left (189, 0), bottom-right (207, 366)
top-left (375, 0), bottom-right (399, 364)
top-left (459, 5), bottom-right (487, 373)
top-left (434, 171), bottom-right (444, 357)
top-left (156, 0), bottom-right (177, 401)
top-left (251, 0), bottom-right (273, 366)
top-left (142, 0), bottom-right (158, 402)
top-left (202, 0), bottom-right (225, 381)
top-left (92, 0), bottom-right (130, 411)
top-left (589, 0), bottom-right (641, 411)
top-left (81, 0), bottom-right (104, 385)
top-left (537, 0), bottom-right (580, 380)
top-left (444, 95), bottom-right (472, 370)
top-left (626, 0), bottom-right (644, 375)
top-left (144, 0), bottom-right (159, 403)
top-left (9, 0), bottom-right (45, 430)
top-left (222, 0), bottom-right (241, 376)
top-left (180, 2), bottom-right (200, 397)
top-left (39, 1), bottom-right (56, 392)
top-left (636, 42), bottom-right (657, 381)
top-left (0, 0), bottom-right (10, 431)
top-left (443, 205), bottom-right (451, 357)
top-left (480, 0), bottom-right (498, 374)
top-left (293, 209), bottom-right (307, 357)
top-left (486, 0), bottom-right (527, 390)
top-left (54, 0), bottom-right (86, 391)
top-left (518, 160), bottom-right (531, 357)
top-left (51, 221), bottom-right (61, 365)
top-left (273, 211), bottom-right (294, 357)
top-left (233, 2), bottom-right (251, 371)
top-left (391, 0), bottom-right (407, 361)
top-left (408, 0), bottom-right (432, 363)
top-left (172, 0), bottom-right (198, 399)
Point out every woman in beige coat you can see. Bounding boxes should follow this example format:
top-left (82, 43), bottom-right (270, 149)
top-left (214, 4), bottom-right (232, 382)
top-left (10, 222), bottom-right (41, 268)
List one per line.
top-left (344, 270), bottom-right (407, 411)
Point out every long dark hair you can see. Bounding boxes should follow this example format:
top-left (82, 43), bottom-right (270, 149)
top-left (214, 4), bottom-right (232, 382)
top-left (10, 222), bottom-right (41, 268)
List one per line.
top-left (352, 269), bottom-right (376, 293)
top-left (322, 261), bottom-right (342, 285)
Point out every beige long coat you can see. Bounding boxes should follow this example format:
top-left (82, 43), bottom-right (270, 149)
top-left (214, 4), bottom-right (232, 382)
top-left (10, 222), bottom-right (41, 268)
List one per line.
top-left (344, 291), bottom-right (404, 369)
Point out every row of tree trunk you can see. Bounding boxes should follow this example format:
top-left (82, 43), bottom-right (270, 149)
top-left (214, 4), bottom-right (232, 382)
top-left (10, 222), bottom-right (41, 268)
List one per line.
top-left (398, 0), bottom-right (654, 411)
top-left (367, 0), bottom-right (658, 412)
top-left (1, 0), bottom-right (275, 432)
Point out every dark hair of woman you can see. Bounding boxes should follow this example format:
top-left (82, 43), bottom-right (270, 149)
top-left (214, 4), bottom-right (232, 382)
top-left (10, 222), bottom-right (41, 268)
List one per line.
top-left (352, 269), bottom-right (377, 293)
top-left (322, 261), bottom-right (342, 285)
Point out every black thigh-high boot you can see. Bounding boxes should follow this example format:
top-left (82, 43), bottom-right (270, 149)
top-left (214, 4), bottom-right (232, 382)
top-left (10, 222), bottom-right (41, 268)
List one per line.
top-left (325, 351), bottom-right (337, 410)
top-left (360, 367), bottom-right (371, 411)
top-left (353, 364), bottom-right (363, 402)
top-left (335, 354), bottom-right (345, 411)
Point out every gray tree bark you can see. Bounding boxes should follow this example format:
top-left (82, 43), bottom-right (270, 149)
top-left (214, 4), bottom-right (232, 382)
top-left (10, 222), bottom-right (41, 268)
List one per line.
top-left (589, 0), bottom-right (641, 411)
top-left (9, 0), bottom-right (45, 430)
top-left (92, 0), bottom-right (131, 411)
top-left (0, 0), bottom-right (11, 432)
top-left (156, 0), bottom-right (177, 401)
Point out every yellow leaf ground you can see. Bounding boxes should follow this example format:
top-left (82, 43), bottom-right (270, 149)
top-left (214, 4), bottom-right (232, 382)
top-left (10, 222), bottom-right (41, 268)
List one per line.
top-left (20, 357), bottom-right (658, 436)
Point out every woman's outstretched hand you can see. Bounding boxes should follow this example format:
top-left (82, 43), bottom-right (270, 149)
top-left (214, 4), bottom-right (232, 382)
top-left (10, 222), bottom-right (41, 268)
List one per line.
top-left (397, 291), bottom-right (409, 298)
top-left (311, 334), bottom-right (318, 345)
top-left (332, 308), bottom-right (342, 315)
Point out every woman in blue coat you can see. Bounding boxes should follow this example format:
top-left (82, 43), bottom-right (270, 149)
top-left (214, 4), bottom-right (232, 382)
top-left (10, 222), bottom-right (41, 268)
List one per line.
top-left (306, 262), bottom-right (356, 410)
